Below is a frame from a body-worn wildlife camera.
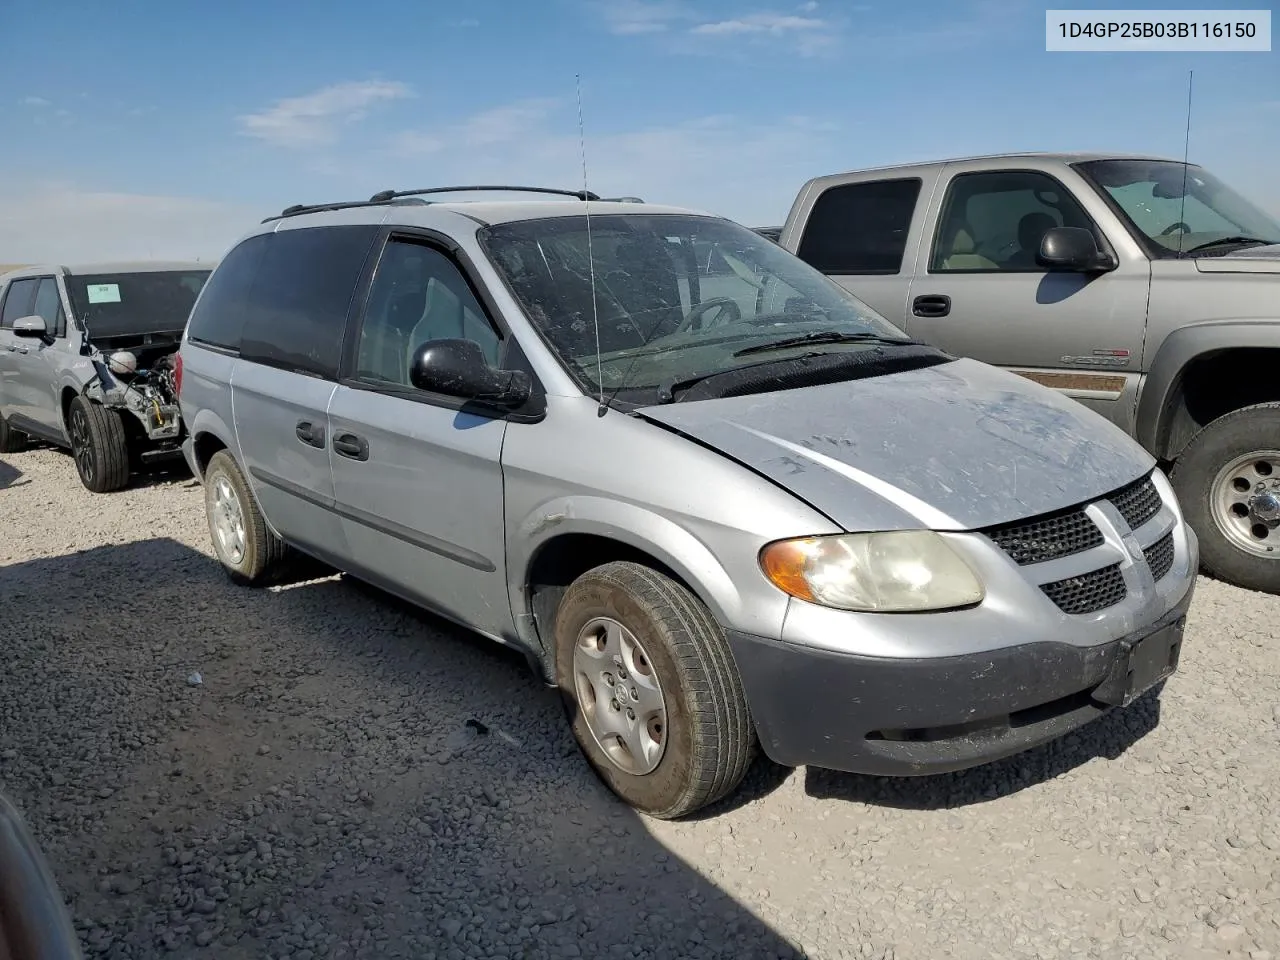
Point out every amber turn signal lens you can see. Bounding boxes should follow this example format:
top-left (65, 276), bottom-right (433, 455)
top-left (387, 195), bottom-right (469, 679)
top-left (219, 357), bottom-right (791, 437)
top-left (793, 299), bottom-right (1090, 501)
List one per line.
top-left (759, 538), bottom-right (821, 603)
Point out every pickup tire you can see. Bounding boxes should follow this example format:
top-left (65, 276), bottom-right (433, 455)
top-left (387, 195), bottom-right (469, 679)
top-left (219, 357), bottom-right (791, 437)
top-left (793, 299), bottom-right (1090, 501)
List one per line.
top-left (1170, 402), bottom-right (1280, 594)
top-left (0, 415), bottom-right (26, 454)
top-left (553, 561), bottom-right (756, 819)
top-left (67, 395), bottom-right (130, 493)
top-left (203, 450), bottom-right (290, 586)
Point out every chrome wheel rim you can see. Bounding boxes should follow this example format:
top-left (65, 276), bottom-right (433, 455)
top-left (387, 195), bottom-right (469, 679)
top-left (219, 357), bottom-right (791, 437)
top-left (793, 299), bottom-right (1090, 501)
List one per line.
top-left (573, 617), bottom-right (668, 776)
top-left (69, 406), bottom-right (94, 484)
top-left (210, 475), bottom-right (247, 565)
top-left (1210, 450), bottom-right (1280, 560)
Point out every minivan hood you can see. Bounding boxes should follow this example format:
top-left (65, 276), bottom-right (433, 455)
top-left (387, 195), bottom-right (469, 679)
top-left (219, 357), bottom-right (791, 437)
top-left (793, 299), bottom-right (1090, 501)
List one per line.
top-left (636, 357), bottom-right (1155, 532)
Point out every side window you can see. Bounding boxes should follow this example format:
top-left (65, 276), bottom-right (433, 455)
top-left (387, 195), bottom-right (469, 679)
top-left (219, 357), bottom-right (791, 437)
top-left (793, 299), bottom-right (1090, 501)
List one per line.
top-left (239, 224), bottom-right (379, 379)
top-left (354, 238), bottom-right (501, 388)
top-left (795, 178), bottom-right (922, 275)
top-left (930, 170), bottom-right (1097, 273)
top-left (186, 233), bottom-right (269, 351)
top-left (31, 279), bottom-right (66, 337)
top-left (1, 279), bottom-right (38, 328)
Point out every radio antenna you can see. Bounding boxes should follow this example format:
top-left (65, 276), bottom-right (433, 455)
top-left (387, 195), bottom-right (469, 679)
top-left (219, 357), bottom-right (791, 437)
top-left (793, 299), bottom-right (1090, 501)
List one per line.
top-left (575, 74), bottom-right (606, 415)
top-left (1176, 69), bottom-right (1193, 258)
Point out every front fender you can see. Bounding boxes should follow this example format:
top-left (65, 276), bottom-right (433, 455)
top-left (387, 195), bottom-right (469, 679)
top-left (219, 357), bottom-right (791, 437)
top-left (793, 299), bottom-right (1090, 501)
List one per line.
top-left (1135, 319), bottom-right (1280, 459)
top-left (508, 495), bottom-right (792, 651)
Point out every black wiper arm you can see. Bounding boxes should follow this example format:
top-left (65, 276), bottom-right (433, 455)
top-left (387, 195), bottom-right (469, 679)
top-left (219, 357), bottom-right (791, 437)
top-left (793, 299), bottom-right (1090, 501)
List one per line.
top-left (1182, 236), bottom-right (1273, 255)
top-left (732, 330), bottom-right (923, 357)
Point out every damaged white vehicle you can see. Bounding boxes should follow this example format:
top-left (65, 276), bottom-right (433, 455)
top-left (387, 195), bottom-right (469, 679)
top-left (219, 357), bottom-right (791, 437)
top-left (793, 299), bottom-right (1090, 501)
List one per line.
top-left (0, 261), bottom-right (212, 492)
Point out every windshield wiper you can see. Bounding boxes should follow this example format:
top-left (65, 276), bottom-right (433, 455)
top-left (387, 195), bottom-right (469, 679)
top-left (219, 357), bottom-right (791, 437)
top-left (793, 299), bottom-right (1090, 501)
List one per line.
top-left (732, 330), bottom-right (924, 357)
top-left (1181, 236), bottom-right (1274, 255)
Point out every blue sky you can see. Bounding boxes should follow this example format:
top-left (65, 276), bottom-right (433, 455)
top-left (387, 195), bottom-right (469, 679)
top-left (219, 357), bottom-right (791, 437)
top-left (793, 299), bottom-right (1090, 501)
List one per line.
top-left (0, 0), bottom-right (1275, 261)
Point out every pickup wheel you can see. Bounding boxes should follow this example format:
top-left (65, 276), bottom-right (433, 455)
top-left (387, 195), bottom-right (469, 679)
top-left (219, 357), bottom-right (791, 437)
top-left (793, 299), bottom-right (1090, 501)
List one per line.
top-left (553, 561), bottom-right (756, 819)
top-left (67, 395), bottom-right (130, 493)
top-left (1170, 402), bottom-right (1280, 594)
top-left (203, 449), bottom-right (290, 586)
top-left (0, 414), bottom-right (26, 453)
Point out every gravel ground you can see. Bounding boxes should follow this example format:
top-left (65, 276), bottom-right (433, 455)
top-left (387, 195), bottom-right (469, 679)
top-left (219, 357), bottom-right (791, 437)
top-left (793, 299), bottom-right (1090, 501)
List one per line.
top-left (2, 446), bottom-right (1279, 960)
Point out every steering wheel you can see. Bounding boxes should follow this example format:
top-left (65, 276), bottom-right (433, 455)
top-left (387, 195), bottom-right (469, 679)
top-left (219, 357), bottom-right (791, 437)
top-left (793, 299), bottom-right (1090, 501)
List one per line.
top-left (675, 297), bottom-right (742, 335)
top-left (1160, 221), bottom-right (1191, 236)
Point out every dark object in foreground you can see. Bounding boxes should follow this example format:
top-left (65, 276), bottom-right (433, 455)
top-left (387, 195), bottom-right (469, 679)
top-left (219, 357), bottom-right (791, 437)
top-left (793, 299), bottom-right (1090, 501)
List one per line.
top-left (0, 791), bottom-right (82, 960)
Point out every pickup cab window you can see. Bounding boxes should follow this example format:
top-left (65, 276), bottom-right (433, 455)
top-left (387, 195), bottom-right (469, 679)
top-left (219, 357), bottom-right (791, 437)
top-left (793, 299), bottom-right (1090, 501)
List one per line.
top-left (1075, 158), bottom-right (1280, 259)
top-left (930, 170), bottom-right (1098, 273)
top-left (795, 178), bottom-right (921, 275)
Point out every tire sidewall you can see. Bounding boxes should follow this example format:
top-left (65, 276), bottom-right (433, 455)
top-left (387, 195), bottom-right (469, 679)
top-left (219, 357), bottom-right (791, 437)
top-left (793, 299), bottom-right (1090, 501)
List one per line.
top-left (68, 397), bottom-right (98, 488)
top-left (554, 574), bottom-right (696, 816)
top-left (204, 452), bottom-right (259, 579)
top-left (1172, 405), bottom-right (1280, 593)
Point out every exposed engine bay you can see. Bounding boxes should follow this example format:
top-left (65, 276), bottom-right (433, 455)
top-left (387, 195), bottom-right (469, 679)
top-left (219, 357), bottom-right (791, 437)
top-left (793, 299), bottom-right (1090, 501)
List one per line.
top-left (81, 333), bottom-right (183, 444)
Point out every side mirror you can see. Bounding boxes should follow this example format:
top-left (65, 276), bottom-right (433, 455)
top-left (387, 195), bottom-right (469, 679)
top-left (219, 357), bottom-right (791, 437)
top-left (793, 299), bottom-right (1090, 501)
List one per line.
top-left (11, 315), bottom-right (47, 338)
top-left (1038, 227), bottom-right (1117, 273)
top-left (409, 338), bottom-right (532, 409)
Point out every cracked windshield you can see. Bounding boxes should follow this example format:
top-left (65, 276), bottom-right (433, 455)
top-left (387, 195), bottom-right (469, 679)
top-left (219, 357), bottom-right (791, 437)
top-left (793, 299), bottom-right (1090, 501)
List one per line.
top-left (480, 213), bottom-right (914, 402)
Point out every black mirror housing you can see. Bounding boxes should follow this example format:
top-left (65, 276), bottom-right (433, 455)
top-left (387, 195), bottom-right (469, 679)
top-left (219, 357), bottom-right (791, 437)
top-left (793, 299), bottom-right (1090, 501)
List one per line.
top-left (1038, 227), bottom-right (1117, 273)
top-left (409, 338), bottom-right (532, 410)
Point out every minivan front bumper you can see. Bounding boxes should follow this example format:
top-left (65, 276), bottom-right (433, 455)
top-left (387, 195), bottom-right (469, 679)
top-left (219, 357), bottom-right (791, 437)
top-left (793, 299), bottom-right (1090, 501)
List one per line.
top-left (726, 580), bottom-right (1196, 777)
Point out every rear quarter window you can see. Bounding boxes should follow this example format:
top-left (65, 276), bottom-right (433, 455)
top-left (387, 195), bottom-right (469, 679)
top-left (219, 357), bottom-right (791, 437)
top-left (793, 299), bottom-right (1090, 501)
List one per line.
top-left (186, 233), bottom-right (269, 352)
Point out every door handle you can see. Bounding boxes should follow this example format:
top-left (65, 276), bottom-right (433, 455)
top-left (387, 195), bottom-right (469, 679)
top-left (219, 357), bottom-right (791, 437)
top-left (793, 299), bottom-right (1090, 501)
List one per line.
top-left (332, 433), bottom-right (370, 462)
top-left (10, 345), bottom-right (29, 354)
top-left (912, 294), bottom-right (951, 318)
top-left (295, 420), bottom-right (326, 449)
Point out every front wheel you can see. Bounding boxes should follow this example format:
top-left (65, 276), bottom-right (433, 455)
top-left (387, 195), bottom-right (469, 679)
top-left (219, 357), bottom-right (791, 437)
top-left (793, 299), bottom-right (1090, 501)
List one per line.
top-left (554, 561), bottom-right (756, 819)
top-left (67, 395), bottom-right (129, 493)
top-left (1170, 402), bottom-right (1280, 594)
top-left (203, 450), bottom-right (290, 585)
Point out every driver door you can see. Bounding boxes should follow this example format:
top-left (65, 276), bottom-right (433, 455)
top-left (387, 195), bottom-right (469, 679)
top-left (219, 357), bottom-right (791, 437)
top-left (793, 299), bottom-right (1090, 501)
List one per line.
top-left (903, 165), bottom-right (1152, 433)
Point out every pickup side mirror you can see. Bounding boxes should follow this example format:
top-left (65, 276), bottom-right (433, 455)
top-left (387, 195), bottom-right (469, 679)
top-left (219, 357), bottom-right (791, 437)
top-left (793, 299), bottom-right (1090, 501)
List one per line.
top-left (11, 315), bottom-right (47, 338)
top-left (409, 338), bottom-right (532, 410)
top-left (1037, 227), bottom-right (1118, 273)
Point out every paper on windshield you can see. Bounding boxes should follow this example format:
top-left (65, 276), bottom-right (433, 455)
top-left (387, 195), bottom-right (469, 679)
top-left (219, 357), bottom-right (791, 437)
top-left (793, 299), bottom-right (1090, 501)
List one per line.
top-left (86, 283), bottom-right (121, 304)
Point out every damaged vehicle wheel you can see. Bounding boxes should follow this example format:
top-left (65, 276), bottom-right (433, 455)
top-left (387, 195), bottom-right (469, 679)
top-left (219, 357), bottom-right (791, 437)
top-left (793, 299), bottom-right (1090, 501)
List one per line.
top-left (67, 395), bottom-right (129, 493)
top-left (204, 449), bottom-right (289, 585)
top-left (0, 414), bottom-right (27, 454)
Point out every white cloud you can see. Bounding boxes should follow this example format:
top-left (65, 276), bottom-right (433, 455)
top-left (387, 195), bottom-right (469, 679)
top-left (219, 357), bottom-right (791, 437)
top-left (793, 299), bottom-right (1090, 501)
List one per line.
top-left (692, 13), bottom-right (825, 34)
top-left (21, 96), bottom-right (50, 107)
top-left (597, 0), bottom-right (692, 34)
top-left (598, 2), bottom-right (842, 55)
top-left (238, 80), bottom-right (413, 148)
top-left (392, 98), bottom-right (561, 156)
top-left (0, 181), bottom-right (259, 263)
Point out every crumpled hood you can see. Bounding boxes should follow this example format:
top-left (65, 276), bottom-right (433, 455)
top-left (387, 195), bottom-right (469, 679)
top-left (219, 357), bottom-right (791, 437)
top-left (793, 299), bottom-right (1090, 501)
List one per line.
top-left (636, 357), bottom-right (1155, 532)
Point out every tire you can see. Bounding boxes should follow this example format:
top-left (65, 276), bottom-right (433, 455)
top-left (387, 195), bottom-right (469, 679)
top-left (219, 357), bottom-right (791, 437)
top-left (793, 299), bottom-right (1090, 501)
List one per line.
top-left (553, 561), bottom-right (756, 819)
top-left (203, 449), bottom-right (290, 585)
top-left (1170, 402), bottom-right (1280, 594)
top-left (0, 414), bottom-right (26, 453)
top-left (67, 395), bottom-right (130, 493)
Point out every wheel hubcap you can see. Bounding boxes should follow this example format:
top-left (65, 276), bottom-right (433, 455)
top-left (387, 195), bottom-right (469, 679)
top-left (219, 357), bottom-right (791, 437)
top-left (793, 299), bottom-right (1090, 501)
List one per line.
top-left (1210, 451), bottom-right (1280, 559)
top-left (573, 617), bottom-right (668, 776)
top-left (211, 476), bottom-right (247, 565)
top-left (70, 408), bottom-right (94, 483)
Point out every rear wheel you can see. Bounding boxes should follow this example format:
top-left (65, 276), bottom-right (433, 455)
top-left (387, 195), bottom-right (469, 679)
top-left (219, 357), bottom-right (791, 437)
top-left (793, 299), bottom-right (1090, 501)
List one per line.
top-left (554, 561), bottom-right (756, 819)
top-left (204, 450), bottom-right (290, 585)
top-left (1170, 402), bottom-right (1280, 594)
top-left (0, 414), bottom-right (26, 453)
top-left (67, 395), bottom-right (129, 493)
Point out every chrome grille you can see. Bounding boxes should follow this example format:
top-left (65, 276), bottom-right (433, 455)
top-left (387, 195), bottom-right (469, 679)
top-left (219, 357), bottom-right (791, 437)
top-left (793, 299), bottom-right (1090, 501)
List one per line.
top-left (1109, 474), bottom-right (1162, 531)
top-left (1040, 564), bottom-right (1128, 615)
top-left (1144, 531), bottom-right (1175, 582)
top-left (983, 508), bottom-right (1103, 566)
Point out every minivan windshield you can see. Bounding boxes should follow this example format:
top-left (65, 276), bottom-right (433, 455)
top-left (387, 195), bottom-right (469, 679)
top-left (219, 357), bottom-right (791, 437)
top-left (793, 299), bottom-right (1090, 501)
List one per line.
top-left (1075, 159), bottom-right (1280, 258)
top-left (65, 269), bottom-right (211, 340)
top-left (479, 213), bottom-right (920, 403)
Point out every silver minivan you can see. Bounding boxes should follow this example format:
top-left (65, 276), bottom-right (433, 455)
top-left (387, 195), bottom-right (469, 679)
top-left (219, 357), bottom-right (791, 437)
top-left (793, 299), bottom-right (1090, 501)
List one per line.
top-left (178, 187), bottom-right (1198, 818)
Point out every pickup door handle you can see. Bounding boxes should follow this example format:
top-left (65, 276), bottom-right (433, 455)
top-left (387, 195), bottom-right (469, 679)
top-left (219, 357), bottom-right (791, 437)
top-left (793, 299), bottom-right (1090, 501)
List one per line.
top-left (9, 345), bottom-right (29, 354)
top-left (332, 433), bottom-right (370, 462)
top-left (295, 420), bottom-right (326, 449)
top-left (912, 294), bottom-right (951, 318)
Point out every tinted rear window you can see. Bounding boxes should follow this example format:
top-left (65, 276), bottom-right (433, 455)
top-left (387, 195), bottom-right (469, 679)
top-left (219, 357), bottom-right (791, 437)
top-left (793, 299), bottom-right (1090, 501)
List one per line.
top-left (237, 225), bottom-right (379, 380)
top-left (796, 178), bottom-right (922, 274)
top-left (186, 233), bottom-right (269, 352)
top-left (65, 270), bottom-right (211, 340)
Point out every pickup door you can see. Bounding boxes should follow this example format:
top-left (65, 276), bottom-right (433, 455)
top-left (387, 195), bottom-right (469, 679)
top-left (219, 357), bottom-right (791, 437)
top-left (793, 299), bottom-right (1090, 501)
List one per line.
top-left (790, 161), bottom-right (1152, 433)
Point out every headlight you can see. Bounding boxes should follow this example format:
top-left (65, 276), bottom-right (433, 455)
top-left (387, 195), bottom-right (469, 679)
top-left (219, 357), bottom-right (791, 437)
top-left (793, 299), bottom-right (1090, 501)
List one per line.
top-left (759, 531), bottom-right (985, 613)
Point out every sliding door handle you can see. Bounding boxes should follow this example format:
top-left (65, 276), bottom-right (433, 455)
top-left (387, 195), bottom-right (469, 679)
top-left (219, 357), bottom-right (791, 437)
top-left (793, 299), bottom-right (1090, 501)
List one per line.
top-left (912, 294), bottom-right (951, 318)
top-left (332, 433), bottom-right (369, 462)
top-left (295, 420), bottom-right (326, 449)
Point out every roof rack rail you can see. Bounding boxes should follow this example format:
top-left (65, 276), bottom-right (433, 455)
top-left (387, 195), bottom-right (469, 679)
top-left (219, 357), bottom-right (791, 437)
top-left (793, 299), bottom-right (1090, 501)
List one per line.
top-left (367, 185), bottom-right (602, 203)
top-left (261, 196), bottom-right (428, 224)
